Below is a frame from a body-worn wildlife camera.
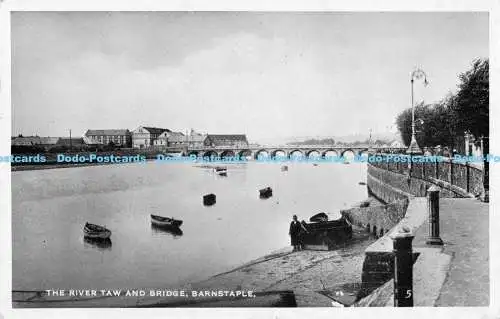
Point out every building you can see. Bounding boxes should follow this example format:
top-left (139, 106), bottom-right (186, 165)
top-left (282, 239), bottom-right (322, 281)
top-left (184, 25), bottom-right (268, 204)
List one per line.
top-left (11, 136), bottom-right (43, 146)
top-left (12, 136), bottom-right (61, 150)
top-left (203, 134), bottom-right (249, 148)
top-left (57, 138), bottom-right (85, 148)
top-left (154, 131), bottom-right (186, 147)
top-left (132, 126), bottom-right (170, 149)
top-left (40, 137), bottom-right (60, 150)
top-left (84, 129), bottom-right (132, 147)
top-left (187, 130), bottom-right (207, 148)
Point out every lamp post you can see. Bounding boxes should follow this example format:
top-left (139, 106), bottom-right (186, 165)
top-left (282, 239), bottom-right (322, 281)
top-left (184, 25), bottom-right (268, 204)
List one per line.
top-left (406, 69), bottom-right (428, 154)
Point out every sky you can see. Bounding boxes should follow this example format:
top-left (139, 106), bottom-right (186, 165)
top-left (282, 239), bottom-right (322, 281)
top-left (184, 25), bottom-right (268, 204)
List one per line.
top-left (11, 12), bottom-right (488, 143)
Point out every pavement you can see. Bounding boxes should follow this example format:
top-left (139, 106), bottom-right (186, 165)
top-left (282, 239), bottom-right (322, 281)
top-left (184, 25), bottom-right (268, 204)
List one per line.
top-left (418, 198), bottom-right (490, 306)
top-left (356, 197), bottom-right (490, 307)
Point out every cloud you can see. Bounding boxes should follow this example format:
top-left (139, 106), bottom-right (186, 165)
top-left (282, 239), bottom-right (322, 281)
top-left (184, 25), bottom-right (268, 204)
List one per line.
top-left (11, 12), bottom-right (488, 141)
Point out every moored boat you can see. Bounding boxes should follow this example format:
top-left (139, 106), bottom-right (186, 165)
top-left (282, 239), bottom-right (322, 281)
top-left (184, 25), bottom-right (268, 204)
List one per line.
top-left (300, 216), bottom-right (352, 250)
top-left (259, 187), bottom-right (273, 198)
top-left (203, 193), bottom-right (216, 206)
top-left (150, 214), bottom-right (183, 228)
top-left (216, 170), bottom-right (227, 176)
top-left (213, 166), bottom-right (228, 176)
top-left (83, 222), bottom-right (112, 239)
top-left (309, 212), bottom-right (329, 222)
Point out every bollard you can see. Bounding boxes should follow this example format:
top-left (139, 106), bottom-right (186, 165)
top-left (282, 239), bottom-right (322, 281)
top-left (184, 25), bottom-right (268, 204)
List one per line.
top-left (426, 186), bottom-right (443, 245)
top-left (391, 227), bottom-right (415, 307)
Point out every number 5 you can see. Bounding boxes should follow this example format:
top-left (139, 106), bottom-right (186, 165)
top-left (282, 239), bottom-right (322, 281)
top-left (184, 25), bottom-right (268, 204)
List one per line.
top-left (405, 290), bottom-right (412, 298)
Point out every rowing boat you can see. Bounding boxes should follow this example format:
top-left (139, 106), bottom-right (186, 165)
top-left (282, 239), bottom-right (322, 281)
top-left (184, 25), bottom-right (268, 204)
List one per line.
top-left (150, 214), bottom-right (183, 227)
top-left (83, 222), bottom-right (112, 239)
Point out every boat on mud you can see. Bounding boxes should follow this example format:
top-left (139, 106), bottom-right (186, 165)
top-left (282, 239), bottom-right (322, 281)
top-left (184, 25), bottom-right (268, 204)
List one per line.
top-left (259, 187), bottom-right (273, 199)
top-left (203, 193), bottom-right (216, 206)
top-left (83, 222), bottom-right (112, 240)
top-left (300, 215), bottom-right (352, 250)
top-left (309, 212), bottom-right (329, 222)
top-left (150, 214), bottom-right (183, 228)
top-left (214, 166), bottom-right (228, 176)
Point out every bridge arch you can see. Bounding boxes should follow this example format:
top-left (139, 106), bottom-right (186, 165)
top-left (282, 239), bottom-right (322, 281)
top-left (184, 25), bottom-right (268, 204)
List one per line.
top-left (187, 150), bottom-right (199, 157)
top-left (341, 149), bottom-right (356, 162)
top-left (306, 150), bottom-right (321, 159)
top-left (220, 150), bottom-right (235, 159)
top-left (357, 149), bottom-right (370, 161)
top-left (254, 149), bottom-right (270, 160)
top-left (357, 149), bottom-right (369, 156)
top-left (289, 150), bottom-right (304, 159)
top-left (271, 149), bottom-right (287, 159)
top-left (238, 149), bottom-right (252, 159)
top-left (203, 150), bottom-right (219, 159)
top-left (322, 149), bottom-right (339, 158)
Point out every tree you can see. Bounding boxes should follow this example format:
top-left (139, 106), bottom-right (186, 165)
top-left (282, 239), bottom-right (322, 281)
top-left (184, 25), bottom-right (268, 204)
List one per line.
top-left (395, 58), bottom-right (489, 200)
top-left (396, 58), bottom-right (488, 152)
top-left (451, 58), bottom-right (489, 200)
top-left (450, 58), bottom-right (489, 142)
top-left (396, 102), bottom-right (458, 149)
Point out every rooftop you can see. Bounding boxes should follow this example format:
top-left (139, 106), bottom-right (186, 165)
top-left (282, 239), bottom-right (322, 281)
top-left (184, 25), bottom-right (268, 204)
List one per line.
top-left (85, 129), bottom-right (130, 136)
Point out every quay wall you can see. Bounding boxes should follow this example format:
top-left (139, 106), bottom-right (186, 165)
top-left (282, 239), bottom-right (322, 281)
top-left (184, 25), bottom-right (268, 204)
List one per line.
top-left (350, 156), bottom-right (485, 301)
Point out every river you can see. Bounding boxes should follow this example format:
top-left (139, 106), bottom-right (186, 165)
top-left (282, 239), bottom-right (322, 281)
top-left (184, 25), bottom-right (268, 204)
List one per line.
top-left (12, 161), bottom-right (369, 291)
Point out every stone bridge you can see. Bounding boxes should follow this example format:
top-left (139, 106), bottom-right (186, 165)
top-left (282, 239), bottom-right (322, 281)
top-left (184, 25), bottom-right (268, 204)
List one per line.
top-left (172, 145), bottom-right (406, 160)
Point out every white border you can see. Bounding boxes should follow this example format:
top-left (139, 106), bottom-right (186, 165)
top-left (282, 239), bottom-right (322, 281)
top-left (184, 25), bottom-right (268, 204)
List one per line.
top-left (1, 1), bottom-right (499, 319)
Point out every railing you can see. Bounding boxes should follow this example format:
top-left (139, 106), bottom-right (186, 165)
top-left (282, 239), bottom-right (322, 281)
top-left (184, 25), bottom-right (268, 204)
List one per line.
top-left (368, 153), bottom-right (485, 197)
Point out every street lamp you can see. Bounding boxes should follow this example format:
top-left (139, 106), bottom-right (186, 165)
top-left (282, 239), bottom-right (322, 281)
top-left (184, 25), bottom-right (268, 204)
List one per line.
top-left (406, 68), bottom-right (429, 154)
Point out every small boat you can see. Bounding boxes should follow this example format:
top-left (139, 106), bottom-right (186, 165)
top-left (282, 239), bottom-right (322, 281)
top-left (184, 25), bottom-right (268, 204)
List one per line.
top-left (300, 216), bottom-right (353, 250)
top-left (259, 187), bottom-right (273, 199)
top-left (313, 163), bottom-right (319, 167)
top-left (151, 214), bottom-right (183, 228)
top-left (83, 222), bottom-right (112, 239)
top-left (281, 165), bottom-right (288, 171)
top-left (203, 193), bottom-right (216, 206)
top-left (309, 212), bottom-right (329, 222)
top-left (216, 170), bottom-right (227, 176)
top-left (213, 166), bottom-right (227, 176)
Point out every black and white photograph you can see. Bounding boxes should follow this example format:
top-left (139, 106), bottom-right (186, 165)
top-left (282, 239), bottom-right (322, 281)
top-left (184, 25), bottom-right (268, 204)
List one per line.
top-left (0, 2), bottom-right (498, 318)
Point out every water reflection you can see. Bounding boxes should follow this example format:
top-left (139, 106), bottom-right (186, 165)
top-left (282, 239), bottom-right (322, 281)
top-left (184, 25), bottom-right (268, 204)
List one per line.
top-left (83, 237), bottom-right (112, 251)
top-left (151, 224), bottom-right (184, 238)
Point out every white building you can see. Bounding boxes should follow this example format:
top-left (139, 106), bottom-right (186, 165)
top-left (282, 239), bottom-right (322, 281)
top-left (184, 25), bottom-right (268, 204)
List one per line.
top-left (132, 126), bottom-right (170, 149)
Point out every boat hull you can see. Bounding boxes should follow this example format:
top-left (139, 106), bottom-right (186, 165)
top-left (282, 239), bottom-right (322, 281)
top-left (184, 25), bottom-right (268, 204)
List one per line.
top-left (203, 194), bottom-right (216, 206)
top-left (150, 215), bottom-right (183, 228)
top-left (83, 232), bottom-right (111, 239)
top-left (300, 217), bottom-right (352, 250)
top-left (83, 224), bottom-right (112, 240)
top-left (259, 187), bottom-right (273, 198)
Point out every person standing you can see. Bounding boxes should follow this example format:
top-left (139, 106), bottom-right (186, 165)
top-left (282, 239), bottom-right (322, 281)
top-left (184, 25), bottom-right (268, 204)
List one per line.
top-left (289, 215), bottom-right (301, 251)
